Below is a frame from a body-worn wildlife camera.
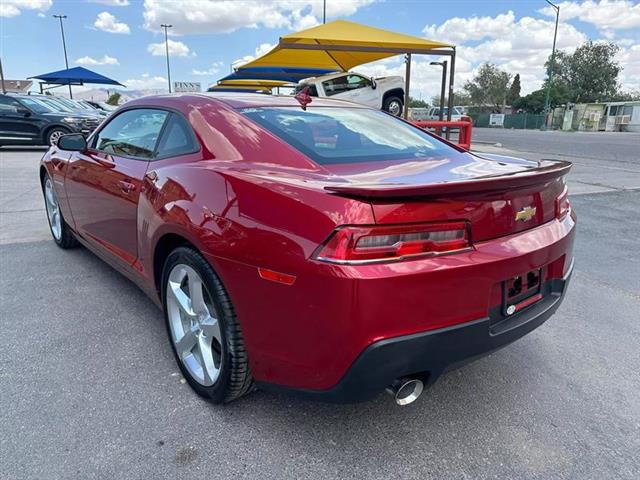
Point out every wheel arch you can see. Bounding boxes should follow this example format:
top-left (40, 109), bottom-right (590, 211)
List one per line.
top-left (42, 124), bottom-right (72, 144)
top-left (152, 232), bottom-right (199, 298)
top-left (382, 88), bottom-right (405, 104)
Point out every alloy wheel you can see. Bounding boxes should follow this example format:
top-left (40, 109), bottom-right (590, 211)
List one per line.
top-left (388, 101), bottom-right (402, 116)
top-left (44, 178), bottom-right (62, 240)
top-left (166, 264), bottom-right (223, 386)
top-left (49, 130), bottom-right (65, 146)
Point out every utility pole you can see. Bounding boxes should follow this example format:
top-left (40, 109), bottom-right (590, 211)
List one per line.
top-left (430, 61), bottom-right (448, 121)
top-left (161, 24), bottom-right (173, 93)
top-left (323, 0), bottom-right (327, 23)
top-left (542, 0), bottom-right (560, 130)
top-left (53, 14), bottom-right (73, 98)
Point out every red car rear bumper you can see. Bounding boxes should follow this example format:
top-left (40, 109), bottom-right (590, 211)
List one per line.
top-left (209, 213), bottom-right (576, 400)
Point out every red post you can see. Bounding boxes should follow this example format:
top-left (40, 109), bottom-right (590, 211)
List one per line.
top-left (410, 117), bottom-right (473, 151)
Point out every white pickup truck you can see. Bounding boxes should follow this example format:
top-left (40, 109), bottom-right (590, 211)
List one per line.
top-left (295, 72), bottom-right (405, 116)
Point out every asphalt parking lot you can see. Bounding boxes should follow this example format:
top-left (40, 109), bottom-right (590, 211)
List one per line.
top-left (1, 132), bottom-right (639, 479)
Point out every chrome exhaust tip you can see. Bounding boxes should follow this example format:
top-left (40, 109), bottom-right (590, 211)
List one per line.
top-left (386, 378), bottom-right (424, 406)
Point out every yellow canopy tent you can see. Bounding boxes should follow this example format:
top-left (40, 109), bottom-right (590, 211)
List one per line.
top-left (239, 20), bottom-right (456, 118)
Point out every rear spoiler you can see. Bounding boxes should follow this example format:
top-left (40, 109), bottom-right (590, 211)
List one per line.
top-left (324, 160), bottom-right (572, 199)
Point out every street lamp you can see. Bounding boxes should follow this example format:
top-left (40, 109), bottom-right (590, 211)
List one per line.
top-left (53, 14), bottom-right (73, 98)
top-left (161, 24), bottom-right (173, 93)
top-left (542, 0), bottom-right (560, 130)
top-left (323, 0), bottom-right (327, 23)
top-left (430, 61), bottom-right (448, 121)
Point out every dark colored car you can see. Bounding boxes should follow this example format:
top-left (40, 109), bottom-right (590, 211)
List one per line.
top-left (0, 94), bottom-right (102, 146)
top-left (40, 93), bottom-right (575, 405)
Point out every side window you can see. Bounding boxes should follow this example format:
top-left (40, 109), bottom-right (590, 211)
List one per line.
top-left (346, 75), bottom-right (371, 90)
top-left (0, 96), bottom-right (22, 113)
top-left (93, 108), bottom-right (168, 159)
top-left (322, 76), bottom-right (349, 96)
top-left (155, 113), bottom-right (199, 159)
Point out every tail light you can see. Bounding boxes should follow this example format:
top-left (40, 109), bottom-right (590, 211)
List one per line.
top-left (555, 186), bottom-right (570, 220)
top-left (313, 222), bottom-right (471, 264)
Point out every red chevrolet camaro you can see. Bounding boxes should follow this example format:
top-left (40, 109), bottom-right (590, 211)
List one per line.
top-left (40, 93), bottom-right (575, 405)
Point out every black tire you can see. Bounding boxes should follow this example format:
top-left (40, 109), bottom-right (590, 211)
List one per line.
top-left (46, 127), bottom-right (70, 146)
top-left (383, 96), bottom-right (403, 116)
top-left (162, 246), bottom-right (253, 403)
top-left (41, 173), bottom-right (78, 249)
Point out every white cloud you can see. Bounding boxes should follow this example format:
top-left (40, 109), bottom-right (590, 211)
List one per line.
top-left (124, 73), bottom-right (169, 91)
top-left (147, 39), bottom-right (194, 57)
top-left (232, 42), bottom-right (276, 69)
top-left (0, 0), bottom-right (51, 17)
top-left (89, 0), bottom-right (130, 5)
top-left (75, 55), bottom-right (120, 66)
top-left (192, 61), bottom-right (224, 76)
top-left (423, 11), bottom-right (517, 44)
top-left (539, 1), bottom-right (640, 31)
top-left (617, 44), bottom-right (640, 90)
top-left (409, 12), bottom-right (591, 101)
top-left (142, 0), bottom-right (374, 35)
top-left (94, 11), bottom-right (130, 34)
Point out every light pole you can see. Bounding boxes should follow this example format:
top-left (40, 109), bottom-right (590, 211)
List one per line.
top-left (323, 0), bottom-right (326, 23)
top-left (53, 14), bottom-right (73, 98)
top-left (430, 61), bottom-right (448, 121)
top-left (0, 57), bottom-right (6, 94)
top-left (161, 24), bottom-right (173, 93)
top-left (542, 0), bottom-right (560, 130)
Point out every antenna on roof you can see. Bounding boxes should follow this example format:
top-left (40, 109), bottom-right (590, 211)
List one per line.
top-left (294, 86), bottom-right (312, 110)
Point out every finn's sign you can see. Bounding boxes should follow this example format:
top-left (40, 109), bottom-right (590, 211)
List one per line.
top-left (174, 82), bottom-right (201, 93)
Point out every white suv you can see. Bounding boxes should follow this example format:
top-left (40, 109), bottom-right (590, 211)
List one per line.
top-left (296, 72), bottom-right (405, 116)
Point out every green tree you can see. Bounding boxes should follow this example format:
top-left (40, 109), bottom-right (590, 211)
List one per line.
top-left (549, 41), bottom-right (621, 103)
top-left (408, 97), bottom-right (428, 108)
top-left (513, 84), bottom-right (571, 113)
top-left (106, 92), bottom-right (121, 106)
top-left (430, 91), bottom-right (472, 108)
top-left (507, 73), bottom-right (521, 105)
top-left (463, 63), bottom-right (511, 112)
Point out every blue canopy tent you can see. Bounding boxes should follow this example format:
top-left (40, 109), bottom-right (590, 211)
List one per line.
top-left (29, 66), bottom-right (124, 98)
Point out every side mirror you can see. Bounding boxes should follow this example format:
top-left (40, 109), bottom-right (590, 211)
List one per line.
top-left (371, 78), bottom-right (377, 90)
top-left (57, 133), bottom-right (87, 151)
top-left (17, 107), bottom-right (31, 117)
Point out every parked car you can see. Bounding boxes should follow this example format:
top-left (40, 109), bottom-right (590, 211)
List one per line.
top-left (49, 95), bottom-right (109, 118)
top-left (40, 93), bottom-right (575, 405)
top-left (296, 72), bottom-right (405, 115)
top-left (0, 94), bottom-right (102, 146)
top-left (426, 106), bottom-right (465, 121)
top-left (84, 100), bottom-right (118, 112)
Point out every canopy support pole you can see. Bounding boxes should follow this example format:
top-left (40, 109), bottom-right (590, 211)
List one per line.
top-left (404, 53), bottom-right (411, 119)
top-left (438, 60), bottom-right (448, 121)
top-left (446, 47), bottom-right (456, 139)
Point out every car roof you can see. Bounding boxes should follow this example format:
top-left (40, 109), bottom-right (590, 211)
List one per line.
top-left (125, 92), bottom-right (369, 110)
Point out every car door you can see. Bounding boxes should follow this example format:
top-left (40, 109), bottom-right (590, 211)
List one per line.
top-left (0, 96), bottom-right (41, 144)
top-left (65, 108), bottom-right (169, 268)
top-left (326, 74), bottom-right (379, 107)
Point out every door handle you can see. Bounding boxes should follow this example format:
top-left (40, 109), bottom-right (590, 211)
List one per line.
top-left (118, 180), bottom-right (136, 194)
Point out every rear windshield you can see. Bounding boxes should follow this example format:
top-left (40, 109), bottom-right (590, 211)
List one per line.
top-left (239, 107), bottom-right (454, 165)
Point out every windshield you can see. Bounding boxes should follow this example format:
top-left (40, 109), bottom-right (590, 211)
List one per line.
top-left (54, 96), bottom-right (87, 111)
top-left (16, 97), bottom-right (56, 114)
top-left (40, 97), bottom-right (73, 112)
top-left (240, 107), bottom-right (455, 165)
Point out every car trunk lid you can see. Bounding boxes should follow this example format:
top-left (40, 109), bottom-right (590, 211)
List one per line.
top-left (321, 153), bottom-right (571, 242)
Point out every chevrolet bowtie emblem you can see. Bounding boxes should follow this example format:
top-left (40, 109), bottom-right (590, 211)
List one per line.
top-left (515, 206), bottom-right (537, 222)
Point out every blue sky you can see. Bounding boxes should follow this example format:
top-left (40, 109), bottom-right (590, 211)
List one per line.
top-left (1, 0), bottom-right (639, 100)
